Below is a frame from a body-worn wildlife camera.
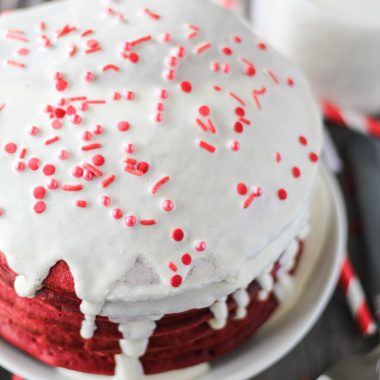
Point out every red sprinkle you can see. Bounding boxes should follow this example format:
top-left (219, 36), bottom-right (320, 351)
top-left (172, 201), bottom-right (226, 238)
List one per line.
top-left (45, 136), bottom-right (60, 145)
top-left (137, 162), bottom-right (149, 174)
top-left (117, 121), bottom-right (130, 132)
top-left (258, 42), bottom-right (267, 50)
top-left (151, 176), bottom-right (170, 194)
top-left (231, 140), bottom-right (240, 151)
top-left (292, 167), bottom-right (301, 178)
top-left (171, 274), bottom-right (183, 288)
top-left (100, 195), bottom-right (111, 207)
top-left (101, 174), bottom-right (116, 188)
top-left (309, 152), bottom-right (319, 163)
top-left (162, 200), bottom-right (174, 212)
top-left (72, 166), bottom-right (84, 178)
top-left (102, 64), bottom-right (120, 72)
top-left (299, 136), bottom-right (308, 146)
top-left (83, 162), bottom-right (103, 177)
top-left (199, 105), bottom-right (210, 117)
top-left (237, 183), bottom-right (248, 195)
top-left (234, 122), bottom-right (244, 134)
top-left (81, 143), bottom-right (102, 151)
top-left (48, 178), bottom-right (59, 190)
top-left (278, 189), bottom-right (288, 201)
top-left (42, 164), bottom-right (56, 176)
top-left (243, 193), bottom-right (255, 209)
top-left (144, 8), bottom-right (161, 20)
top-left (92, 154), bottom-right (105, 166)
top-left (56, 80), bottom-right (68, 92)
top-left (172, 228), bottom-right (184, 242)
top-left (141, 219), bottom-right (157, 226)
top-left (199, 140), bottom-right (216, 154)
top-left (180, 81), bottom-right (192, 93)
top-left (34, 201), bottom-right (46, 214)
top-left (182, 254), bottom-right (192, 266)
top-left (168, 262), bottom-right (178, 272)
top-left (62, 184), bottom-right (83, 191)
top-left (76, 200), bottom-right (87, 208)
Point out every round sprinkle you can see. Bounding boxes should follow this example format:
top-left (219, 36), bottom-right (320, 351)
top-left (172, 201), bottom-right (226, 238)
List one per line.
top-left (129, 52), bottom-right (139, 63)
top-left (276, 152), bottom-right (282, 163)
top-left (100, 195), bottom-right (111, 207)
top-left (180, 81), bottom-right (192, 93)
top-left (288, 78), bottom-right (295, 87)
top-left (72, 166), bottom-right (84, 178)
top-left (42, 164), bottom-right (56, 176)
top-left (83, 170), bottom-right (94, 181)
top-left (234, 121), bottom-right (244, 134)
top-left (29, 126), bottom-right (39, 136)
top-left (195, 241), bottom-right (206, 252)
top-left (237, 183), bottom-right (248, 195)
top-left (299, 136), bottom-right (308, 146)
top-left (28, 157), bottom-right (40, 171)
top-left (126, 91), bottom-right (136, 101)
top-left (15, 162), bottom-right (25, 172)
top-left (235, 107), bottom-right (245, 117)
top-left (72, 115), bottom-right (82, 125)
top-left (58, 150), bottom-right (69, 160)
top-left (33, 186), bottom-right (46, 200)
top-left (66, 106), bottom-right (76, 116)
top-left (231, 140), bottom-right (240, 151)
top-left (93, 124), bottom-right (104, 135)
top-left (125, 215), bottom-right (137, 227)
top-left (171, 274), bottom-right (183, 288)
top-left (76, 200), bottom-right (87, 208)
top-left (245, 66), bottom-right (256, 77)
top-left (199, 105), bottom-right (210, 117)
top-left (112, 208), bottom-right (123, 220)
top-left (163, 200), bottom-right (174, 212)
top-left (47, 179), bottom-right (59, 190)
top-left (233, 35), bottom-right (242, 43)
top-left (137, 162), bottom-right (149, 174)
top-left (309, 152), bottom-right (319, 163)
top-left (4, 143), bottom-right (17, 154)
top-left (56, 79), bottom-right (68, 92)
top-left (292, 167), bottom-right (301, 178)
top-left (117, 121), bottom-right (130, 132)
top-left (125, 143), bottom-right (135, 154)
top-left (172, 228), bottom-right (184, 242)
top-left (278, 189), bottom-right (288, 201)
top-left (34, 201), bottom-right (46, 214)
top-left (52, 120), bottom-right (63, 129)
top-left (92, 154), bottom-right (105, 166)
top-left (182, 253), bottom-right (192, 266)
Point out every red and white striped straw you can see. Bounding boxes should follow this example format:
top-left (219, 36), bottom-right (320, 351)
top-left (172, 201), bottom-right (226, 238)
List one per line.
top-left (339, 255), bottom-right (377, 336)
top-left (322, 100), bottom-right (380, 138)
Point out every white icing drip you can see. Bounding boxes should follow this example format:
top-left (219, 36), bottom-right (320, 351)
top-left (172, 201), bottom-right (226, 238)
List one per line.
top-left (232, 288), bottom-right (250, 319)
top-left (273, 273), bottom-right (294, 303)
top-left (13, 275), bottom-right (42, 298)
top-left (209, 297), bottom-right (228, 330)
top-left (80, 301), bottom-right (104, 340)
top-left (111, 317), bottom-right (161, 380)
top-left (257, 265), bottom-right (274, 301)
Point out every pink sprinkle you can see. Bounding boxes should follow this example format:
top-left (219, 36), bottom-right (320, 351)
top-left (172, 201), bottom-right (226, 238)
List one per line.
top-left (71, 114), bottom-right (82, 125)
top-left (199, 105), bottom-right (210, 117)
top-left (62, 184), bottom-right (83, 191)
top-left (81, 143), bottom-right (102, 151)
top-left (112, 91), bottom-right (122, 100)
top-left (125, 215), bottom-right (137, 227)
top-left (144, 8), bottom-right (161, 20)
top-left (196, 42), bottom-right (211, 54)
top-left (76, 200), bottom-right (87, 208)
top-left (276, 152), bottom-right (282, 163)
top-left (4, 143), bottom-right (17, 154)
top-left (160, 89), bottom-right (168, 99)
top-left (33, 186), bottom-right (46, 200)
top-left (232, 35), bottom-right (242, 43)
top-left (125, 144), bottom-right (135, 154)
top-left (58, 150), bottom-right (69, 160)
top-left (68, 44), bottom-right (77, 57)
top-left (15, 162), bottom-right (25, 172)
top-left (72, 166), bottom-right (84, 178)
top-left (83, 162), bottom-right (103, 177)
top-left (84, 71), bottom-right (95, 82)
top-left (126, 91), bottom-right (136, 101)
top-left (93, 125), bottom-right (104, 135)
top-left (29, 126), bottom-right (39, 136)
top-left (172, 228), bottom-right (184, 242)
top-left (0, 103), bottom-right (6, 112)
top-left (230, 92), bottom-right (246, 106)
top-left (151, 176), bottom-right (170, 194)
top-left (195, 241), bottom-right (206, 252)
top-left (130, 35), bottom-right (153, 47)
top-left (288, 78), bottom-right (295, 87)
top-left (45, 136), bottom-right (60, 145)
top-left (81, 29), bottom-right (93, 37)
top-left (267, 69), bottom-right (280, 85)
top-left (6, 60), bottom-right (26, 69)
top-left (168, 262), bottom-right (177, 272)
top-left (42, 164), bottom-right (56, 176)
top-left (162, 33), bottom-right (172, 43)
top-left (112, 208), bottom-right (123, 220)
top-left (141, 219), bottom-right (157, 226)
top-left (125, 167), bottom-right (144, 176)
top-left (28, 157), bottom-right (40, 170)
top-left (231, 140), bottom-right (240, 151)
top-left (117, 121), bottom-right (130, 132)
top-left (102, 64), bottom-right (120, 72)
top-left (101, 174), bottom-right (116, 188)
top-left (100, 195), bottom-right (111, 207)
top-left (48, 179), bottom-right (59, 190)
top-left (18, 48), bottom-right (29, 56)
top-left (162, 200), bottom-right (174, 212)
top-left (252, 87), bottom-right (267, 110)
top-left (56, 80), bottom-right (68, 92)
top-left (82, 131), bottom-right (92, 141)
top-left (34, 201), bottom-right (46, 214)
top-left (52, 120), bottom-right (63, 130)
top-left (92, 154), bottom-right (105, 166)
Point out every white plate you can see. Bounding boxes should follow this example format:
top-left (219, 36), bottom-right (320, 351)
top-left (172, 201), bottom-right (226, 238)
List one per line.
top-left (0, 167), bottom-right (346, 380)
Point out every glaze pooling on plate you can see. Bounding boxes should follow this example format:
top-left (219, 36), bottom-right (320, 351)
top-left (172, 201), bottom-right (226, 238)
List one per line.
top-left (0, 0), bottom-right (321, 378)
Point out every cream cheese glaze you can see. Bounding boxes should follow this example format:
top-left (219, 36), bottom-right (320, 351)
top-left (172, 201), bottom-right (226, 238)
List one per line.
top-left (0, 0), bottom-right (321, 377)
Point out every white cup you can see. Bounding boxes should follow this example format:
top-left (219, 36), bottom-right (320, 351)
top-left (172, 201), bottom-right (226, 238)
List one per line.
top-left (253, 0), bottom-right (380, 114)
